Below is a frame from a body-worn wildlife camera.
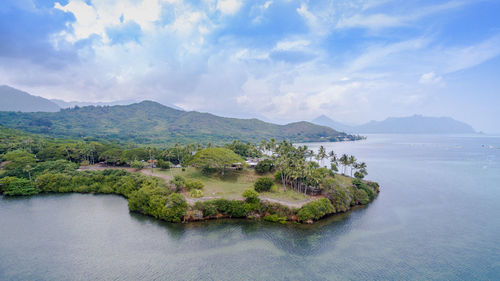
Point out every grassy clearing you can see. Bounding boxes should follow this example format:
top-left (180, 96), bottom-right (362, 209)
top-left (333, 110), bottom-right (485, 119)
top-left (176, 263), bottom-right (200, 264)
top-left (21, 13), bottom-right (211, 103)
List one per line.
top-left (155, 167), bottom-right (312, 202)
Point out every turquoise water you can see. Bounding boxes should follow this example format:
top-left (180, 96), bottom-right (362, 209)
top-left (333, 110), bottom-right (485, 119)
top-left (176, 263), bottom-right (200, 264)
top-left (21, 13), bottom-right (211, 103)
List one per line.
top-left (1, 134), bottom-right (499, 280)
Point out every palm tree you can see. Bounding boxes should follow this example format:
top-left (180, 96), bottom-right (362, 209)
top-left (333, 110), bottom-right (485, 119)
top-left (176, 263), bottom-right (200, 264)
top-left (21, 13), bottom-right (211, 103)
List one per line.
top-left (329, 150), bottom-right (338, 173)
top-left (339, 154), bottom-right (349, 175)
top-left (317, 145), bottom-right (327, 167)
top-left (348, 155), bottom-right (357, 177)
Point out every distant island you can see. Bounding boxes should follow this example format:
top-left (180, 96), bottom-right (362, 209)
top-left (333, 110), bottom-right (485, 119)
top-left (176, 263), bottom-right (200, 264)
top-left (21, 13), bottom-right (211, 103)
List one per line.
top-left (0, 127), bottom-right (379, 224)
top-left (312, 114), bottom-right (476, 134)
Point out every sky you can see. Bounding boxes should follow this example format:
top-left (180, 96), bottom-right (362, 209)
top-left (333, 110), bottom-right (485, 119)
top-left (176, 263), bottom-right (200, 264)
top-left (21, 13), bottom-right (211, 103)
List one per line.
top-left (0, 0), bottom-right (499, 132)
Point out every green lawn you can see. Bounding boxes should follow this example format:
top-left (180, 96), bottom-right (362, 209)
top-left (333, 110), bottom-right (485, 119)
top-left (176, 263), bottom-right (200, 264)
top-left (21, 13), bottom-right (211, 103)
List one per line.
top-left (155, 167), bottom-right (312, 202)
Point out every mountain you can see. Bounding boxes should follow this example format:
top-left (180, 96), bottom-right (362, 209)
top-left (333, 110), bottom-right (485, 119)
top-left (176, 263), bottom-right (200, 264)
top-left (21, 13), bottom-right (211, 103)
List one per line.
top-left (355, 115), bottom-right (476, 134)
top-left (311, 115), bottom-right (355, 132)
top-left (51, 99), bottom-right (138, 109)
top-left (51, 98), bottom-right (185, 111)
top-left (313, 114), bottom-right (476, 134)
top-left (0, 101), bottom-right (357, 144)
top-left (0, 85), bottom-right (60, 112)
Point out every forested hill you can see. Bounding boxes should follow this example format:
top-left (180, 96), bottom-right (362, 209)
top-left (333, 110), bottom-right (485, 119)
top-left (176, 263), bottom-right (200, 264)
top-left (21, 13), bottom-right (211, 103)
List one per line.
top-left (0, 101), bottom-right (357, 144)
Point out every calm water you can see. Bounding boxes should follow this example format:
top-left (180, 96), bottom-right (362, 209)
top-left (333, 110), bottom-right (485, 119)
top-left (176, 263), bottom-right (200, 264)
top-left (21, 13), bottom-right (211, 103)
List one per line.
top-left (1, 134), bottom-right (499, 280)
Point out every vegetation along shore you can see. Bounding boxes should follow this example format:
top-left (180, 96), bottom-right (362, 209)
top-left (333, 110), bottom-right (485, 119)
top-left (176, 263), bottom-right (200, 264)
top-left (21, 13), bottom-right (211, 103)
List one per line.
top-left (0, 126), bottom-right (379, 224)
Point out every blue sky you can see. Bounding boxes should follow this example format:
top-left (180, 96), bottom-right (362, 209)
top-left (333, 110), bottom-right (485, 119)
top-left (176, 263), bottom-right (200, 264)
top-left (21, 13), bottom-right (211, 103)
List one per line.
top-left (0, 0), bottom-right (499, 132)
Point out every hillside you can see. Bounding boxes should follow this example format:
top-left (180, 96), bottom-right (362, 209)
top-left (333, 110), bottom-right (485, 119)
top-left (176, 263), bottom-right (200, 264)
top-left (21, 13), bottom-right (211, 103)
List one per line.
top-left (0, 101), bottom-right (357, 144)
top-left (312, 114), bottom-right (475, 134)
top-left (0, 85), bottom-right (60, 112)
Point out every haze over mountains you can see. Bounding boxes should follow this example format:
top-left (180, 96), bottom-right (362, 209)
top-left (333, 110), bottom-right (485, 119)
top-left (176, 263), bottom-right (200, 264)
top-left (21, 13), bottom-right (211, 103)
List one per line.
top-left (312, 114), bottom-right (476, 134)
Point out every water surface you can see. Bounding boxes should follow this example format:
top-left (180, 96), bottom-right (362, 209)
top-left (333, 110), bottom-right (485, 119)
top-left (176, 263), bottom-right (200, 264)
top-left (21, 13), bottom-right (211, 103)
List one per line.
top-left (1, 134), bottom-right (499, 280)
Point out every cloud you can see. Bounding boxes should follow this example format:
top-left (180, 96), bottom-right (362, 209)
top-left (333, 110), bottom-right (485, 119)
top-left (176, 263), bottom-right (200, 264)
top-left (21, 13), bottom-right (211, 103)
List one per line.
top-left (336, 0), bottom-right (473, 30)
top-left (1, 0), bottom-right (500, 132)
top-left (419, 72), bottom-right (442, 84)
top-left (217, 0), bottom-right (242, 15)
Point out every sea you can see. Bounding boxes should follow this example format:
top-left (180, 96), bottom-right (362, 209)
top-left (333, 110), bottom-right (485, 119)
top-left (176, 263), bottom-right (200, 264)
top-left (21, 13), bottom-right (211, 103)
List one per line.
top-left (1, 134), bottom-right (499, 280)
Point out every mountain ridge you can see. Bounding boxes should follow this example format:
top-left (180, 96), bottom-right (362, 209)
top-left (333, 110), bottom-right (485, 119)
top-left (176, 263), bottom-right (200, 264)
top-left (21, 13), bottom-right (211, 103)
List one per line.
top-left (312, 114), bottom-right (476, 134)
top-left (0, 85), bottom-right (61, 112)
top-left (0, 100), bottom-right (357, 144)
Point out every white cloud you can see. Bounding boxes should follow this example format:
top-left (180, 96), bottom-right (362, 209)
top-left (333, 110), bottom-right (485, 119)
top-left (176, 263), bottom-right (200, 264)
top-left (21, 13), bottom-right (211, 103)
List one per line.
top-left (216, 0), bottom-right (242, 15)
top-left (336, 0), bottom-right (472, 30)
top-left (419, 72), bottom-right (442, 84)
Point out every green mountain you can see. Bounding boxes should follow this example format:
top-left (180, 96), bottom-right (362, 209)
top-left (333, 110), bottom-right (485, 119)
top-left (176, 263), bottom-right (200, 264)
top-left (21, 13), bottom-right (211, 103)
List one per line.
top-left (0, 101), bottom-right (357, 144)
top-left (0, 85), bottom-right (60, 112)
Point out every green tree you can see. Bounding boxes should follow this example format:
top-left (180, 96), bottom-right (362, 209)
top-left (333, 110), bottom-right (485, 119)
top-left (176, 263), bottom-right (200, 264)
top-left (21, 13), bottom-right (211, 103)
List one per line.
top-left (189, 148), bottom-right (244, 175)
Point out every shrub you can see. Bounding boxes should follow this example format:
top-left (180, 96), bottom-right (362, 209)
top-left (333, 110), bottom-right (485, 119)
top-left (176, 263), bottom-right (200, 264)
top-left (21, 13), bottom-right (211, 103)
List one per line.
top-left (297, 198), bottom-right (335, 221)
top-left (163, 193), bottom-right (188, 222)
top-left (157, 160), bottom-right (171, 169)
top-left (254, 177), bottom-right (274, 192)
top-left (189, 189), bottom-right (203, 198)
top-left (195, 199), bottom-right (248, 217)
top-left (263, 214), bottom-right (287, 223)
top-left (274, 170), bottom-right (283, 182)
top-left (242, 189), bottom-right (259, 203)
top-left (170, 175), bottom-right (186, 190)
top-left (130, 160), bottom-right (144, 169)
top-left (194, 201), bottom-right (218, 217)
top-left (354, 189), bottom-right (370, 205)
top-left (254, 159), bottom-right (274, 174)
top-left (185, 179), bottom-right (204, 190)
top-left (325, 186), bottom-right (351, 213)
top-left (1, 177), bottom-right (39, 196)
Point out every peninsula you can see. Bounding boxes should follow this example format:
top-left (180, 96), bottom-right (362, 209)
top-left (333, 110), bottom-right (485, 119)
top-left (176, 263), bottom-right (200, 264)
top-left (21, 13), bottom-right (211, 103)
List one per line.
top-left (0, 126), bottom-right (379, 224)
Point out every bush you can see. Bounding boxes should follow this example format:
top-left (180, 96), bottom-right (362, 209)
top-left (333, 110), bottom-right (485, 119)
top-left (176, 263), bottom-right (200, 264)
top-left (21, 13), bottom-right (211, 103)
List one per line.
top-left (263, 214), bottom-right (287, 223)
top-left (354, 189), bottom-right (370, 205)
top-left (254, 159), bottom-right (274, 174)
top-left (163, 193), bottom-right (188, 222)
top-left (130, 160), bottom-right (144, 169)
top-left (254, 177), bottom-right (274, 192)
top-left (297, 198), bottom-right (335, 221)
top-left (170, 175), bottom-right (186, 190)
top-left (185, 179), bottom-right (204, 190)
top-left (274, 170), bottom-right (283, 182)
top-left (1, 177), bottom-right (39, 196)
top-left (194, 199), bottom-right (248, 218)
top-left (242, 189), bottom-right (259, 203)
top-left (157, 160), bottom-right (171, 169)
top-left (325, 186), bottom-right (352, 213)
top-left (194, 201), bottom-right (218, 217)
top-left (189, 189), bottom-right (204, 198)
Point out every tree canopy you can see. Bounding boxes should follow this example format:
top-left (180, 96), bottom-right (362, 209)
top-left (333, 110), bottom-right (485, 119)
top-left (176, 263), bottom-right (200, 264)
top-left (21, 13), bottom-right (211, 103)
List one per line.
top-left (189, 148), bottom-right (244, 174)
